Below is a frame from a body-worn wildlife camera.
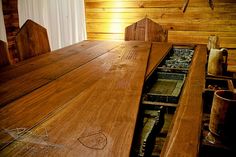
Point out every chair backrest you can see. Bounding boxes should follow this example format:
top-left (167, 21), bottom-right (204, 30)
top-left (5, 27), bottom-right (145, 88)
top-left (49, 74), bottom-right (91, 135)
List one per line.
top-left (125, 17), bottom-right (168, 42)
top-left (0, 40), bottom-right (10, 67)
top-left (16, 19), bottom-right (51, 61)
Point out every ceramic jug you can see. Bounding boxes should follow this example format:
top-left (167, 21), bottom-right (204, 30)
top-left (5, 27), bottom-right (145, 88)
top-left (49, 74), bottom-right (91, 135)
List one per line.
top-left (207, 48), bottom-right (228, 76)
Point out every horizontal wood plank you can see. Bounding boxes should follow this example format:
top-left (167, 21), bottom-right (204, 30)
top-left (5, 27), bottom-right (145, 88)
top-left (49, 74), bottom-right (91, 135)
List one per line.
top-left (85, 0), bottom-right (236, 49)
top-left (168, 32), bottom-right (236, 48)
top-left (86, 23), bottom-right (236, 33)
top-left (86, 7), bottom-right (236, 13)
top-left (87, 33), bottom-right (124, 40)
top-left (227, 49), bottom-right (236, 72)
top-left (86, 12), bottom-right (236, 20)
top-left (86, 19), bottom-right (236, 25)
top-left (85, 1), bottom-right (236, 8)
top-left (0, 41), bottom-right (121, 107)
top-left (0, 40), bottom-right (100, 83)
top-left (85, 0), bottom-right (235, 2)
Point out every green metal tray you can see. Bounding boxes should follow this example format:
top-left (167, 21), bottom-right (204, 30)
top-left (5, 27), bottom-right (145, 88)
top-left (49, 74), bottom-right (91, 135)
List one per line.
top-left (146, 72), bottom-right (186, 104)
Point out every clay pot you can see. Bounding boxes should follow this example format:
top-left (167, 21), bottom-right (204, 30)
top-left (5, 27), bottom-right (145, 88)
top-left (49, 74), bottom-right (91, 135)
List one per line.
top-left (209, 90), bottom-right (236, 142)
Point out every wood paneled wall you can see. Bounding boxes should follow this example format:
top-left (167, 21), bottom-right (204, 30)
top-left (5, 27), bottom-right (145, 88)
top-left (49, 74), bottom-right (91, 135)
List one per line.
top-left (85, 0), bottom-right (236, 48)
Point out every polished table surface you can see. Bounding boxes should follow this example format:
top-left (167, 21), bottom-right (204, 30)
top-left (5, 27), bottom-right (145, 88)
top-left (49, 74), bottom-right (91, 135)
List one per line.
top-left (2, 40), bottom-right (222, 157)
top-left (0, 40), bottom-right (173, 156)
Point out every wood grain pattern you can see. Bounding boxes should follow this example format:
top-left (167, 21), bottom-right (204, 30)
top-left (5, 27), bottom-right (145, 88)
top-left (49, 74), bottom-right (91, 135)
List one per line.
top-left (0, 41), bottom-right (124, 150)
top-left (145, 42), bottom-right (172, 78)
top-left (85, 0), bottom-right (236, 48)
top-left (0, 41), bottom-right (151, 157)
top-left (0, 41), bottom-right (120, 107)
top-left (160, 45), bottom-right (207, 157)
top-left (0, 41), bottom-right (213, 156)
top-left (86, 22), bottom-right (236, 33)
top-left (0, 40), bottom-right (100, 84)
top-left (0, 40), bottom-right (10, 67)
top-left (16, 20), bottom-right (51, 61)
top-left (125, 17), bottom-right (168, 42)
top-left (227, 49), bottom-right (236, 72)
top-left (169, 31), bottom-right (236, 48)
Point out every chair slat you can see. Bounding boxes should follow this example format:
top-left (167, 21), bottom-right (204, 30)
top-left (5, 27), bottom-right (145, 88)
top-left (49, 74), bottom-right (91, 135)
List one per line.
top-left (16, 19), bottom-right (51, 61)
top-left (0, 40), bottom-right (10, 67)
top-left (125, 17), bottom-right (168, 42)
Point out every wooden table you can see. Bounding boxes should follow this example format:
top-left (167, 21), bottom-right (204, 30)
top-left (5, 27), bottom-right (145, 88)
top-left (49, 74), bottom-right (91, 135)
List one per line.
top-left (0, 40), bottom-right (172, 156)
top-left (0, 40), bottom-right (211, 157)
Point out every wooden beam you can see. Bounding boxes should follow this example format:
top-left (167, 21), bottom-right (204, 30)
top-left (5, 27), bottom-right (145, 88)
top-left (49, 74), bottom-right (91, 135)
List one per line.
top-left (161, 45), bottom-right (207, 157)
top-left (145, 42), bottom-right (172, 79)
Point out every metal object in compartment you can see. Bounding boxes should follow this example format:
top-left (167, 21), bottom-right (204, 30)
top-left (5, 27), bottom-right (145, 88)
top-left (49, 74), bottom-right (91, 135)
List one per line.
top-left (158, 48), bottom-right (194, 73)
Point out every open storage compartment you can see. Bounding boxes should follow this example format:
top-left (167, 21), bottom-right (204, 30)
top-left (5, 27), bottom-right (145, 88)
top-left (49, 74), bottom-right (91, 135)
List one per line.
top-left (142, 45), bottom-right (195, 107)
top-left (132, 44), bottom-right (198, 157)
top-left (157, 46), bottom-right (195, 73)
top-left (145, 72), bottom-right (186, 104)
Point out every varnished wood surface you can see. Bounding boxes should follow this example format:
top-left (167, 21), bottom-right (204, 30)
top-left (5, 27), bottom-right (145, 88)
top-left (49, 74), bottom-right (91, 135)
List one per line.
top-left (0, 40), bottom-right (100, 83)
top-left (0, 40), bottom-right (10, 67)
top-left (161, 45), bottom-right (207, 157)
top-left (0, 41), bottom-right (121, 107)
top-left (0, 42), bottom-right (122, 149)
top-left (16, 20), bottom-right (51, 61)
top-left (145, 42), bottom-right (172, 78)
top-left (0, 40), bottom-right (155, 156)
top-left (0, 41), bottom-right (208, 156)
top-left (125, 17), bottom-right (168, 42)
top-left (227, 49), bottom-right (236, 73)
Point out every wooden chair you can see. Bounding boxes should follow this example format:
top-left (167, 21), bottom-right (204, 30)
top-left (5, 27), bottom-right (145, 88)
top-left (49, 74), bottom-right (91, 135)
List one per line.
top-left (0, 40), bottom-right (10, 67)
top-left (125, 17), bottom-right (168, 42)
top-left (16, 19), bottom-right (51, 61)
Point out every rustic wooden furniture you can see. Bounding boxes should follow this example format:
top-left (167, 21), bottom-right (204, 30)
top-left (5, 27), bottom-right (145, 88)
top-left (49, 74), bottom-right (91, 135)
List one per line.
top-left (0, 40), bottom-right (208, 157)
top-left (160, 45), bottom-right (208, 157)
top-left (0, 40), bottom-right (10, 67)
top-left (16, 19), bottom-right (51, 61)
top-left (125, 17), bottom-right (168, 42)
